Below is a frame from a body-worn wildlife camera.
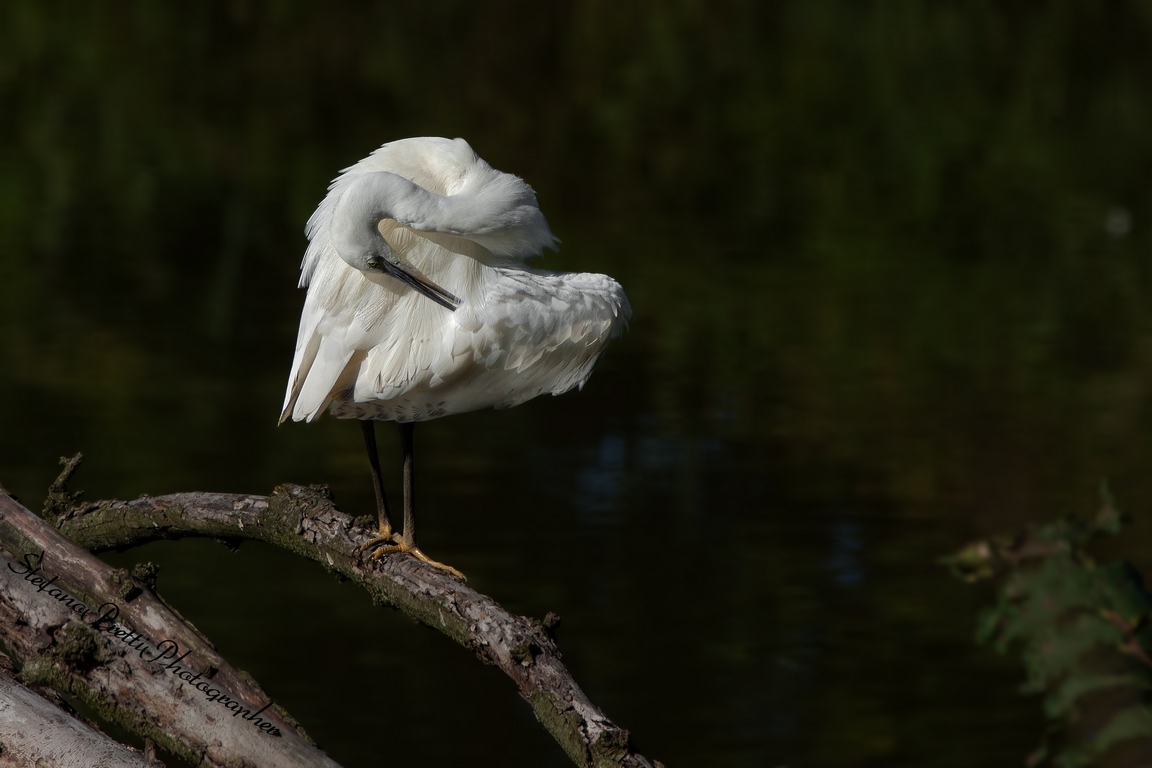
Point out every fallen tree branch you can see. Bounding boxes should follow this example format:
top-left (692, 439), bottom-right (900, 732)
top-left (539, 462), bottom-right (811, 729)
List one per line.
top-left (7, 458), bottom-right (659, 768)
top-left (0, 484), bottom-right (342, 767)
top-left (0, 669), bottom-right (155, 768)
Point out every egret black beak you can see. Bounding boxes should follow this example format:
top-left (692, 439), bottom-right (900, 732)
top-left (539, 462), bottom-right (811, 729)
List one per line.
top-left (370, 257), bottom-right (460, 311)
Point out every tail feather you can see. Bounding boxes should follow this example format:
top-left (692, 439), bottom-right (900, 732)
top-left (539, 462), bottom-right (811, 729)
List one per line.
top-left (283, 334), bottom-right (357, 423)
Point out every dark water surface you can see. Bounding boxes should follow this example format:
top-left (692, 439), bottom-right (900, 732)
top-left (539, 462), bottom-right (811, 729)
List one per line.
top-left (4, 4), bottom-right (1152, 766)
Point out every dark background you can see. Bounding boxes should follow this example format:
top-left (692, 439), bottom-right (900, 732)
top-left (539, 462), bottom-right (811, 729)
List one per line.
top-left (3, 3), bottom-right (1152, 766)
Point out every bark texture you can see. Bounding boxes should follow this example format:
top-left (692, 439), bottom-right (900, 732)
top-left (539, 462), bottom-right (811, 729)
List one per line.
top-left (2, 461), bottom-right (660, 768)
top-left (0, 488), bottom-right (342, 768)
top-left (0, 672), bottom-right (155, 768)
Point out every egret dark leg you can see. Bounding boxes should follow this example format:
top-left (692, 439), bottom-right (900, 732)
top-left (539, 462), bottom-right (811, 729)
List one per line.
top-left (363, 421), bottom-right (465, 580)
top-left (360, 420), bottom-right (394, 538)
top-left (393, 421), bottom-right (465, 579)
top-left (356, 421), bottom-right (404, 557)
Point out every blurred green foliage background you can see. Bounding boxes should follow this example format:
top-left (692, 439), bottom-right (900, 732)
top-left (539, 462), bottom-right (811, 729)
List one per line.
top-left (3, 2), bottom-right (1152, 766)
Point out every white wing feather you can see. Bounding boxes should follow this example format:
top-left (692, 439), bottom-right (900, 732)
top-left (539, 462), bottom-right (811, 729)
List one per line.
top-left (282, 242), bottom-right (629, 424)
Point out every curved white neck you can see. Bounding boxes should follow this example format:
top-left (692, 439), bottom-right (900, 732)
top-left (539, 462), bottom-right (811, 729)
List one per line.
top-left (332, 171), bottom-right (556, 259)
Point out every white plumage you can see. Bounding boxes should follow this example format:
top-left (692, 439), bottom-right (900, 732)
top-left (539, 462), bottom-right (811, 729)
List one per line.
top-left (281, 137), bottom-right (630, 426)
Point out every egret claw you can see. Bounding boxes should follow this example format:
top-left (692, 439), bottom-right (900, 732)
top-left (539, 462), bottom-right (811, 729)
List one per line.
top-left (363, 533), bottom-right (466, 581)
top-left (356, 524), bottom-right (398, 555)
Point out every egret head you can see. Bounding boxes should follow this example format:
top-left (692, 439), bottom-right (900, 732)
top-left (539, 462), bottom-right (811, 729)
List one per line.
top-left (330, 180), bottom-right (460, 312)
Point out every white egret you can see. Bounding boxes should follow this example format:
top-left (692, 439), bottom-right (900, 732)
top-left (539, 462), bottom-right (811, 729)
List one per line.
top-left (280, 137), bottom-right (631, 579)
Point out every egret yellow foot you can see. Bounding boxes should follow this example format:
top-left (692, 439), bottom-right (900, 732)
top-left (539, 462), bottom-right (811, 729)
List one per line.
top-left (356, 523), bottom-right (396, 554)
top-left (360, 531), bottom-right (466, 581)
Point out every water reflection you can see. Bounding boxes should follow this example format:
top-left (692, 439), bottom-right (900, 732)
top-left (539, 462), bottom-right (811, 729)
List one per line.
top-left (4, 3), bottom-right (1152, 766)
top-left (575, 433), bottom-right (627, 520)
top-left (825, 518), bottom-right (864, 588)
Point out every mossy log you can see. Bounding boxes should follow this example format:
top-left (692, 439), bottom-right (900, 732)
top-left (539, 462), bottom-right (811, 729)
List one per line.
top-left (1, 457), bottom-right (659, 768)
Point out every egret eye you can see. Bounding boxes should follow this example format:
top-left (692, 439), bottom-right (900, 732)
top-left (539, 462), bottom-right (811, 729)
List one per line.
top-left (366, 255), bottom-right (383, 270)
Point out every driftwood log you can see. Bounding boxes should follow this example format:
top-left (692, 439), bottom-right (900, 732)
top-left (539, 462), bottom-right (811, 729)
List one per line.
top-left (0, 456), bottom-right (659, 768)
top-left (0, 671), bottom-right (156, 768)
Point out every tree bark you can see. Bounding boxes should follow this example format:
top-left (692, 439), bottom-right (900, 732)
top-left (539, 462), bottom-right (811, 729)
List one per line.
top-left (0, 485), bottom-right (343, 768)
top-left (0, 671), bottom-right (155, 768)
top-left (1, 459), bottom-right (660, 768)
